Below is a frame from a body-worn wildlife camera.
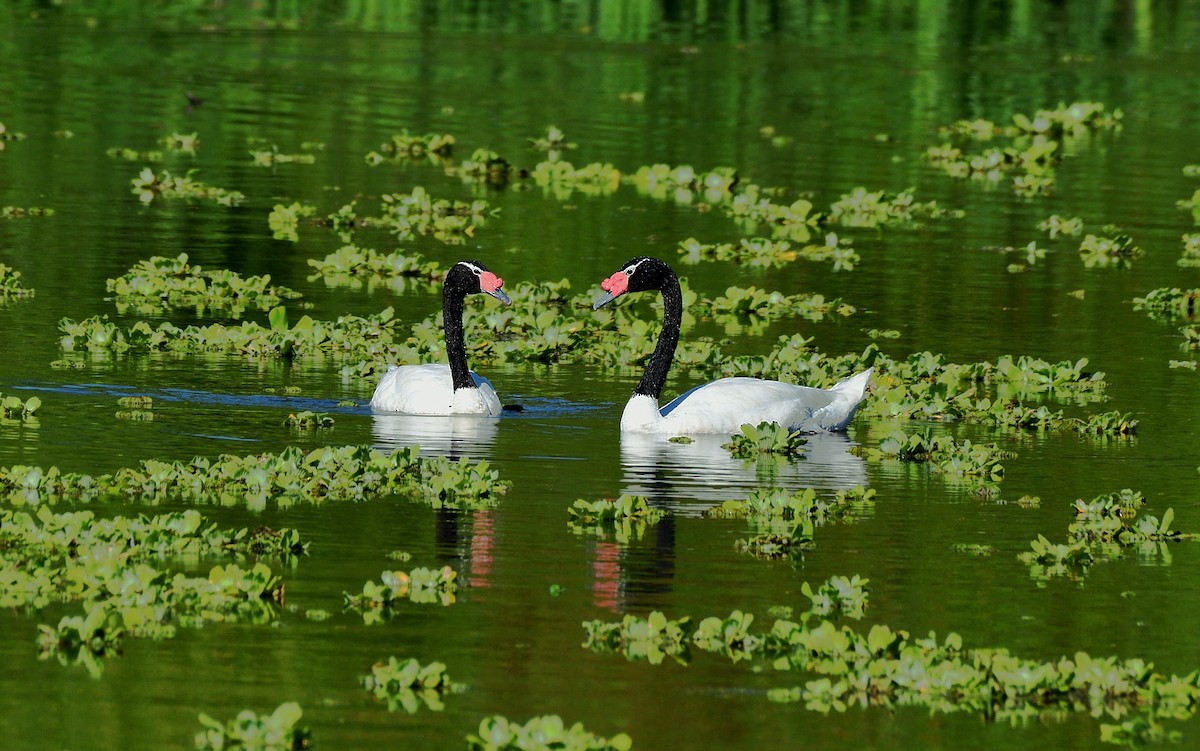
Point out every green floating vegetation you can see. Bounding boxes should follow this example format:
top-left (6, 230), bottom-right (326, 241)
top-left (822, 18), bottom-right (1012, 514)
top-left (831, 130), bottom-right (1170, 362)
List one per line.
top-left (677, 234), bottom-right (859, 270)
top-left (1, 206), bottom-right (55, 219)
top-left (1, 393), bottom-right (41, 421)
top-left (1038, 213), bottom-right (1083, 238)
top-left (195, 702), bottom-right (311, 751)
top-left (858, 352), bottom-right (1121, 429)
top-left (722, 421), bottom-right (808, 459)
top-left (118, 395), bottom-right (153, 409)
top-left (1177, 189), bottom-right (1200, 224)
top-left (343, 567), bottom-right (460, 618)
top-left (854, 428), bottom-right (1011, 485)
top-left (306, 243), bottom-right (443, 291)
top-left (1019, 489), bottom-right (1195, 583)
top-left (361, 657), bottom-right (458, 714)
top-left (107, 145), bottom-right (164, 162)
top-left (583, 574), bottom-right (870, 665)
top-left (0, 121), bottom-right (28, 143)
top-left (284, 411), bottom-right (333, 429)
top-left (630, 162), bottom-right (738, 206)
top-left (529, 125), bottom-right (576, 153)
top-left (530, 159), bottom-right (622, 199)
top-left (5, 505), bottom-right (305, 674)
top-left (1133, 287), bottom-right (1200, 322)
top-left (586, 584), bottom-right (1200, 745)
top-left (106, 253), bottom-right (303, 316)
top-left (925, 101), bottom-right (1121, 197)
top-left (160, 131), bottom-right (199, 154)
top-left (60, 307), bottom-right (403, 363)
top-left (716, 487), bottom-right (874, 559)
top-left (250, 143), bottom-right (318, 166)
top-left (567, 494), bottom-right (665, 543)
top-left (130, 167), bottom-right (244, 206)
top-left (1178, 234), bottom-right (1200, 268)
top-left (366, 130), bottom-right (455, 165)
top-left (267, 202), bottom-right (316, 242)
top-left (467, 715), bottom-right (631, 751)
top-left (0, 264), bottom-right (35, 299)
top-left (0, 444), bottom-right (509, 510)
top-left (828, 186), bottom-right (959, 228)
top-left (327, 186), bottom-right (493, 244)
top-left (1079, 232), bottom-right (1142, 268)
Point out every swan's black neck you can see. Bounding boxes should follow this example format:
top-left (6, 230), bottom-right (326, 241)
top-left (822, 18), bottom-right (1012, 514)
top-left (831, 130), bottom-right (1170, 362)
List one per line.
top-left (443, 282), bottom-right (475, 392)
top-left (634, 264), bottom-right (682, 400)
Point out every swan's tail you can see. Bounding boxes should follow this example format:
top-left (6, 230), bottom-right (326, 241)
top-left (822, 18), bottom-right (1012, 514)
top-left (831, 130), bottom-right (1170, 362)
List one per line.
top-left (821, 367), bottom-right (873, 431)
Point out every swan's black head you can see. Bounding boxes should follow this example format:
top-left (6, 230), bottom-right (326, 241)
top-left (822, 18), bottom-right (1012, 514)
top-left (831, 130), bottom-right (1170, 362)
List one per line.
top-left (446, 260), bottom-right (511, 304)
top-left (592, 257), bottom-right (674, 309)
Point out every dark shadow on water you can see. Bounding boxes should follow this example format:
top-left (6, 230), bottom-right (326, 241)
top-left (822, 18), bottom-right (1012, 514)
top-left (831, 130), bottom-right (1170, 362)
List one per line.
top-left (620, 431), bottom-right (869, 512)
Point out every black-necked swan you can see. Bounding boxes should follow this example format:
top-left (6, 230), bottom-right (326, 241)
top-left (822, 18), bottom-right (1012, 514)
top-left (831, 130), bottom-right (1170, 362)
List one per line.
top-left (370, 260), bottom-right (510, 416)
top-left (593, 256), bottom-right (872, 434)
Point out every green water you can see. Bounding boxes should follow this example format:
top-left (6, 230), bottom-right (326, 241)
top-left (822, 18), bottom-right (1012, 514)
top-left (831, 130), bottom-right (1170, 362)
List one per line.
top-left (4, 2), bottom-right (1200, 748)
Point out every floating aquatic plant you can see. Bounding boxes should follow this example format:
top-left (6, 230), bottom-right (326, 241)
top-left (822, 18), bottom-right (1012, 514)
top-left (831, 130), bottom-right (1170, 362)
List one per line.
top-left (343, 566), bottom-right (459, 617)
top-left (722, 422), bottom-right (808, 458)
top-left (361, 657), bottom-right (459, 713)
top-left (37, 602), bottom-right (125, 678)
top-left (328, 187), bottom-right (493, 244)
top-left (1133, 287), bottom-right (1200, 321)
top-left (130, 167), bottom-right (244, 205)
top-left (568, 494), bottom-right (665, 544)
top-left (106, 146), bottom-right (164, 162)
top-left (531, 159), bottom-right (622, 199)
top-left (194, 702), bottom-right (311, 751)
top-left (1177, 234), bottom-right (1200, 268)
top-left (529, 125), bottom-right (576, 153)
top-left (1079, 232), bottom-right (1142, 268)
top-left (366, 130), bottom-right (455, 165)
top-left (284, 411), bottom-right (332, 429)
top-left (306, 243), bottom-right (443, 287)
top-left (250, 142), bottom-right (318, 166)
top-left (0, 121), bottom-right (28, 143)
top-left (2, 505), bottom-right (305, 667)
top-left (106, 253), bottom-right (303, 316)
top-left (828, 186), bottom-right (957, 228)
top-left (1020, 489), bottom-right (1195, 583)
top-left (267, 202), bottom-right (316, 241)
top-left (677, 234), bottom-right (858, 270)
top-left (1, 206), bottom-right (55, 219)
top-left (0, 393), bottom-right (40, 420)
top-left (855, 428), bottom-right (1010, 485)
top-left (467, 715), bottom-right (632, 751)
top-left (1038, 214), bottom-right (1083, 238)
top-left (629, 163), bottom-right (738, 206)
top-left (587, 592), bottom-right (1200, 745)
top-left (160, 131), bottom-right (199, 154)
top-left (926, 102), bottom-right (1120, 196)
top-left (0, 444), bottom-right (508, 509)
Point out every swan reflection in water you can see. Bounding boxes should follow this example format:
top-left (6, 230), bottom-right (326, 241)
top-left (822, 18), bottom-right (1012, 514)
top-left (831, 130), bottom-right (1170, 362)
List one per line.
top-left (620, 431), bottom-right (869, 511)
top-left (371, 413), bottom-right (499, 459)
top-left (586, 431), bottom-right (870, 612)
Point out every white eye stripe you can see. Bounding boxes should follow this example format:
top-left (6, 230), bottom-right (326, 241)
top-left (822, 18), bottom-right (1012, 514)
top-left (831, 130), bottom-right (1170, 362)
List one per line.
top-left (458, 262), bottom-right (484, 277)
top-left (623, 260), bottom-right (644, 277)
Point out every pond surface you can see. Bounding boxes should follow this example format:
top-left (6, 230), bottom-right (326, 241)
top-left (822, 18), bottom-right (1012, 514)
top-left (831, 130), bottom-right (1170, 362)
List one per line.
top-left (4, 2), bottom-right (1200, 748)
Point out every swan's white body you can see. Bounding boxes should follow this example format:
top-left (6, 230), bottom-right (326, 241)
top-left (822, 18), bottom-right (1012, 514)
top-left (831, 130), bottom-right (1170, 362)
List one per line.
top-left (368, 260), bottom-right (509, 418)
top-left (620, 370), bottom-right (872, 434)
top-left (370, 364), bottom-right (502, 416)
top-left (595, 256), bottom-right (872, 436)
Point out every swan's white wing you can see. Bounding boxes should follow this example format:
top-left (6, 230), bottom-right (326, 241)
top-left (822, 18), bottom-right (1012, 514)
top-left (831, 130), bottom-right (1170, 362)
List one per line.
top-left (623, 370), bottom-right (872, 435)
